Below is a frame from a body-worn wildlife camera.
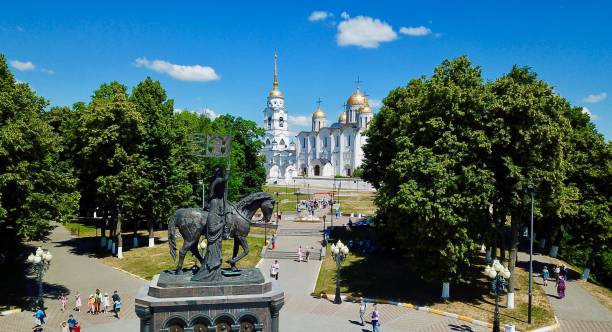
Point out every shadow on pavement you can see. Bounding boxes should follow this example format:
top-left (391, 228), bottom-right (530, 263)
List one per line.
top-left (448, 324), bottom-right (475, 331)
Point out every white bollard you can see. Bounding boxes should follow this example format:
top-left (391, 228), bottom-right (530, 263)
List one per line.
top-left (506, 292), bottom-right (515, 309)
top-left (504, 324), bottom-right (516, 332)
top-left (539, 238), bottom-right (546, 249)
top-left (480, 244), bottom-right (486, 253)
top-left (549, 245), bottom-right (559, 258)
top-left (581, 267), bottom-right (591, 281)
top-left (148, 237), bottom-right (155, 247)
top-left (441, 282), bottom-right (450, 299)
top-left (133, 237), bottom-right (138, 248)
top-left (117, 246), bottom-right (123, 259)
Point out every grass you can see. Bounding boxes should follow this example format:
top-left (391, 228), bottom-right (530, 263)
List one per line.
top-left (65, 219), bottom-right (100, 238)
top-left (101, 236), bottom-right (263, 280)
top-left (314, 247), bottom-right (555, 331)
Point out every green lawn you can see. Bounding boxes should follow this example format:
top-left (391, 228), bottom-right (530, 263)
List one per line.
top-left (102, 236), bottom-right (263, 280)
top-left (315, 246), bottom-right (555, 331)
top-left (65, 219), bottom-right (100, 238)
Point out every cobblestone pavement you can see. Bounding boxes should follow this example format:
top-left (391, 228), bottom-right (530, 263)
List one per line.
top-left (517, 251), bottom-right (612, 331)
top-left (0, 224), bottom-right (145, 332)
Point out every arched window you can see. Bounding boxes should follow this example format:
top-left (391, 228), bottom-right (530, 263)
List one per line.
top-left (280, 139), bottom-right (285, 146)
top-left (347, 136), bottom-right (351, 146)
top-left (302, 138), bottom-right (306, 148)
top-left (279, 117), bottom-right (284, 127)
top-left (336, 136), bottom-right (339, 147)
top-left (324, 137), bottom-right (327, 147)
top-left (268, 116), bottom-right (272, 129)
top-left (266, 139), bottom-right (270, 145)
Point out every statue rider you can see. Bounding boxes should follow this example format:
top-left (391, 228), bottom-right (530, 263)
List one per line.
top-left (206, 166), bottom-right (231, 240)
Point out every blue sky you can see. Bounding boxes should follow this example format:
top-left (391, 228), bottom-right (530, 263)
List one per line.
top-left (1, 1), bottom-right (610, 138)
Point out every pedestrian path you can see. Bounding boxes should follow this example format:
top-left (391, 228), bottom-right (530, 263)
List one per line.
top-left (516, 252), bottom-right (612, 332)
top-left (259, 219), bottom-right (489, 331)
top-left (0, 224), bottom-right (145, 332)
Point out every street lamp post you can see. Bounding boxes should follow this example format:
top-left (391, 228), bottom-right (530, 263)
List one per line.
top-left (27, 247), bottom-right (53, 307)
top-left (527, 184), bottom-right (535, 324)
top-left (331, 240), bottom-right (350, 304)
top-left (484, 260), bottom-right (511, 332)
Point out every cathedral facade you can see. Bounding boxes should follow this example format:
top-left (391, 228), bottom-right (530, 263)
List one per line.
top-left (263, 52), bottom-right (372, 183)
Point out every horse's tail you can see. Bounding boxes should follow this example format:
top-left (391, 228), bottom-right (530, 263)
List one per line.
top-left (168, 214), bottom-right (177, 261)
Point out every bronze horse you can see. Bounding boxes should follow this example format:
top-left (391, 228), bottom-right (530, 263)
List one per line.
top-left (168, 192), bottom-right (275, 274)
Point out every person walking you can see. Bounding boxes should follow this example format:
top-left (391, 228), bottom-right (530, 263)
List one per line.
top-left (114, 297), bottom-right (122, 319)
top-left (103, 292), bottom-right (111, 313)
top-left (67, 314), bottom-right (77, 332)
top-left (111, 290), bottom-right (120, 313)
top-left (305, 246), bottom-right (310, 262)
top-left (60, 293), bottom-right (68, 312)
top-left (60, 321), bottom-right (69, 332)
top-left (297, 246), bottom-right (303, 262)
top-left (33, 306), bottom-right (45, 325)
top-left (359, 297), bottom-right (367, 326)
top-left (554, 265), bottom-right (561, 280)
top-left (74, 292), bottom-right (82, 312)
top-left (73, 322), bottom-right (81, 332)
top-left (557, 275), bottom-right (567, 299)
top-left (542, 265), bottom-right (550, 286)
top-left (270, 260), bottom-right (280, 280)
top-left (271, 233), bottom-right (276, 250)
top-left (87, 294), bottom-right (94, 314)
top-left (94, 289), bottom-right (102, 314)
top-left (371, 304), bottom-right (380, 332)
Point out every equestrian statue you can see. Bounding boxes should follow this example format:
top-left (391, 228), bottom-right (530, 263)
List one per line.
top-left (168, 167), bottom-right (275, 281)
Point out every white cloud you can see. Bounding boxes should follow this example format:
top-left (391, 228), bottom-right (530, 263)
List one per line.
top-left (10, 60), bottom-right (35, 71)
top-left (337, 15), bottom-right (397, 48)
top-left (288, 115), bottom-right (311, 127)
top-left (309, 11), bottom-right (332, 22)
top-left (135, 57), bottom-right (220, 82)
top-left (368, 98), bottom-right (382, 108)
top-left (16, 26), bottom-right (24, 32)
top-left (582, 92), bottom-right (607, 103)
top-left (41, 68), bottom-right (55, 75)
top-left (399, 26), bottom-right (432, 37)
top-left (201, 107), bottom-right (218, 120)
top-left (581, 107), bottom-right (599, 120)
top-left (340, 12), bottom-right (350, 20)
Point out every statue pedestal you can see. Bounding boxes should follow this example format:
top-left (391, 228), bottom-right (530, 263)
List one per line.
top-left (135, 268), bottom-right (284, 332)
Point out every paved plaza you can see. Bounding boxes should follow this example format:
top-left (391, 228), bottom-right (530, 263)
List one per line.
top-left (1, 216), bottom-right (610, 331)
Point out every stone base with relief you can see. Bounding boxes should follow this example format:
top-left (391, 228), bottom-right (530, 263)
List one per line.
top-left (135, 268), bottom-right (284, 332)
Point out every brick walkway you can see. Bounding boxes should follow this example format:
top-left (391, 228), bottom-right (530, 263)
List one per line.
top-left (0, 224), bottom-right (146, 332)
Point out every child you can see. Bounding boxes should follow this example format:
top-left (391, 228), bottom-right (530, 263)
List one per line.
top-left (60, 321), bottom-right (69, 332)
top-left (87, 294), bottom-right (94, 314)
top-left (74, 292), bottom-right (82, 312)
top-left (114, 298), bottom-right (122, 318)
top-left (557, 276), bottom-right (567, 299)
top-left (60, 293), bottom-right (68, 311)
top-left (74, 322), bottom-right (81, 332)
top-left (103, 292), bottom-right (111, 313)
top-left (542, 266), bottom-right (550, 286)
top-left (297, 246), bottom-right (303, 262)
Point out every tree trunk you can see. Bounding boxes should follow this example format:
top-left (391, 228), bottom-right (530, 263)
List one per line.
top-left (582, 248), bottom-right (596, 280)
top-left (548, 226), bottom-right (561, 257)
top-left (148, 219), bottom-right (155, 248)
top-left (116, 209), bottom-right (123, 259)
top-left (100, 210), bottom-right (107, 248)
top-left (506, 211), bottom-right (520, 309)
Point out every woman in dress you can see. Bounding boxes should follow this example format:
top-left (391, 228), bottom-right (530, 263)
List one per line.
top-left (74, 292), bottom-right (82, 312)
top-left (60, 293), bottom-right (68, 311)
top-left (557, 276), bottom-right (567, 299)
top-left (297, 246), bottom-right (303, 262)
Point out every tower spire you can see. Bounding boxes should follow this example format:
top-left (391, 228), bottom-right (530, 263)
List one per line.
top-left (273, 49), bottom-right (279, 90)
top-left (355, 76), bottom-right (362, 91)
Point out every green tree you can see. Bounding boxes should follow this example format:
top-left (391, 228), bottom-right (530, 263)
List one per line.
top-left (362, 57), bottom-right (495, 284)
top-left (0, 55), bottom-right (79, 241)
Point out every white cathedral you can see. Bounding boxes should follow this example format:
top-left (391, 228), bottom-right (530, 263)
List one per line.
top-left (263, 52), bottom-right (373, 183)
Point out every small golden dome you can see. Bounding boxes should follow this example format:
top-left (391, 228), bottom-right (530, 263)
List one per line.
top-left (358, 104), bottom-right (372, 113)
top-left (313, 107), bottom-right (325, 119)
top-left (269, 88), bottom-right (283, 98)
top-left (338, 112), bottom-right (347, 122)
top-left (347, 89), bottom-right (365, 105)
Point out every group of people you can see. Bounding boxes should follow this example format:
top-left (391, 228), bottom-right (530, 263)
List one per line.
top-left (298, 197), bottom-right (333, 215)
top-left (358, 298), bottom-right (381, 332)
top-left (542, 264), bottom-right (569, 299)
top-left (296, 245), bottom-right (314, 262)
top-left (65, 290), bottom-right (122, 318)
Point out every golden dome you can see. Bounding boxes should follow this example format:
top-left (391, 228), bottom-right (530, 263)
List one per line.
top-left (347, 89), bottom-right (366, 105)
top-left (338, 112), bottom-right (347, 122)
top-left (269, 88), bottom-right (283, 98)
top-left (358, 103), bottom-right (372, 113)
top-left (313, 106), bottom-right (325, 119)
